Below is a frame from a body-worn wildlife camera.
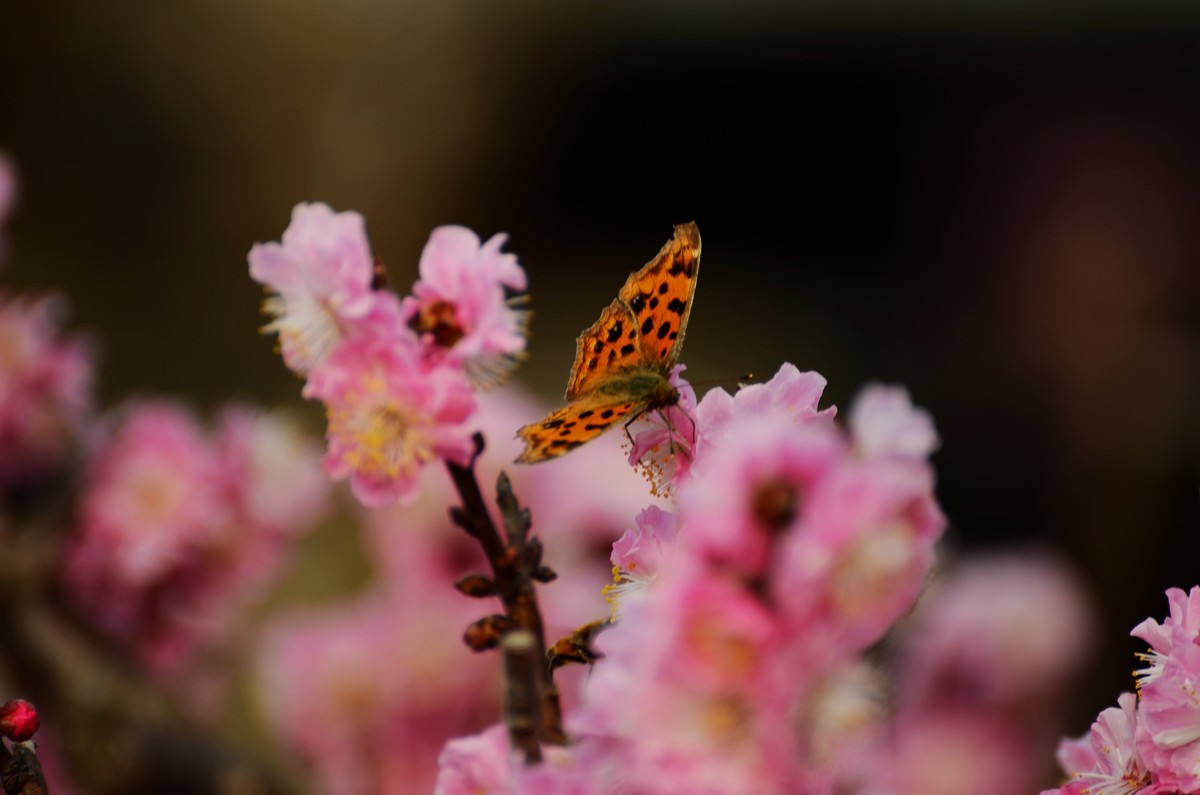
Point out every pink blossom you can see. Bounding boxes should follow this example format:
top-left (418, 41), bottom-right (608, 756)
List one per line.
top-left (799, 663), bottom-right (886, 785)
top-left (0, 151), bottom-right (16, 262)
top-left (70, 402), bottom-right (224, 587)
top-left (863, 711), bottom-right (1033, 795)
top-left (403, 226), bottom-right (529, 388)
top-left (1051, 693), bottom-right (1161, 795)
top-left (606, 504), bottom-right (679, 608)
top-left (677, 414), bottom-right (845, 578)
top-left (849, 383), bottom-right (938, 459)
top-left (258, 588), bottom-right (498, 795)
top-left (64, 401), bottom-right (323, 676)
top-left (0, 293), bottom-right (93, 488)
top-left (433, 724), bottom-right (513, 795)
top-left (772, 456), bottom-right (944, 656)
top-left (248, 203), bottom-right (393, 375)
top-left (306, 333), bottom-right (476, 507)
top-left (215, 406), bottom-right (331, 535)
top-left (1132, 586), bottom-right (1200, 688)
top-left (895, 555), bottom-right (1096, 713)
top-left (626, 364), bottom-right (697, 497)
top-left (576, 561), bottom-right (798, 795)
top-left (693, 363), bottom-right (834, 461)
top-left (1132, 590), bottom-right (1200, 793)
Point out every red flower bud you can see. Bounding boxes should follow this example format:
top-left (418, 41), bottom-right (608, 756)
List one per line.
top-left (0, 699), bottom-right (39, 741)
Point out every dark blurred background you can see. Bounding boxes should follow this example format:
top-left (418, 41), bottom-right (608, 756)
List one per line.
top-left (2, 2), bottom-right (1198, 729)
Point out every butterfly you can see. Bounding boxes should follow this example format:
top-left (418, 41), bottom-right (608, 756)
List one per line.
top-left (515, 222), bottom-right (700, 463)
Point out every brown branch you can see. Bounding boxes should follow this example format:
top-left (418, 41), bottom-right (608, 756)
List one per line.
top-left (445, 434), bottom-right (567, 755)
top-left (1, 741), bottom-right (49, 795)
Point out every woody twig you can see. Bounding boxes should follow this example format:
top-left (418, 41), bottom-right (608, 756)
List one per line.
top-left (445, 433), bottom-right (567, 761)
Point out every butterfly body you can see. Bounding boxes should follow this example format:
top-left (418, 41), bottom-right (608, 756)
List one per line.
top-left (516, 223), bottom-right (700, 464)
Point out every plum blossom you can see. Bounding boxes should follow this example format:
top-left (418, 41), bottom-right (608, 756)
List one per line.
top-left (403, 225), bottom-right (529, 388)
top-left (605, 504), bottom-right (680, 609)
top-left (1131, 587), bottom-right (1200, 792)
top-left (677, 414), bottom-right (844, 578)
top-left (865, 712), bottom-right (1031, 795)
top-left (849, 383), bottom-right (939, 460)
top-left (1044, 693), bottom-right (1159, 795)
top-left (0, 293), bottom-right (93, 490)
top-left (64, 401), bottom-right (328, 675)
top-left (306, 333), bottom-right (476, 507)
top-left (249, 203), bottom-right (398, 376)
top-left (258, 587), bottom-right (499, 795)
top-left (895, 555), bottom-right (1096, 712)
top-left (576, 560), bottom-right (800, 795)
top-left (433, 724), bottom-right (513, 795)
top-left (1132, 586), bottom-right (1200, 688)
top-left (626, 364), bottom-right (698, 497)
top-left (215, 406), bottom-right (331, 535)
top-left (0, 151), bottom-right (16, 263)
top-left (773, 455), bottom-right (943, 656)
top-left (693, 363), bottom-right (834, 460)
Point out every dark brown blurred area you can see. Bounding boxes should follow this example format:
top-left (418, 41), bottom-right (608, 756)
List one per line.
top-left (2, 2), bottom-right (1198, 728)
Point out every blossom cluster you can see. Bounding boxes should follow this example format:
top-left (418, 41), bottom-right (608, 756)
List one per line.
top-left (248, 204), bottom-right (529, 507)
top-left (63, 402), bottom-right (330, 675)
top-left (255, 387), bottom-right (653, 794)
top-left (0, 292), bottom-right (93, 496)
top-left (434, 366), bottom-right (949, 794)
top-left (1044, 586), bottom-right (1200, 795)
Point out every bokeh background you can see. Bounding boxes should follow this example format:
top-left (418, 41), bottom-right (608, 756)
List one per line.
top-left (2, 0), bottom-right (1198, 743)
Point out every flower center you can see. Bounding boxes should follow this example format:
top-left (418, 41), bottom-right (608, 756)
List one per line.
top-left (409, 299), bottom-right (465, 348)
top-left (331, 395), bottom-right (435, 483)
top-left (751, 477), bottom-right (798, 532)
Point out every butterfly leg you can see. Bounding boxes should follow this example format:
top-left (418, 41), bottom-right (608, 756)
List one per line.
top-left (659, 409), bottom-right (677, 457)
top-left (622, 412), bottom-right (642, 460)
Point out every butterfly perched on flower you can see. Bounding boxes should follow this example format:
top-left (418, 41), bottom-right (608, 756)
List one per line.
top-left (515, 222), bottom-right (700, 463)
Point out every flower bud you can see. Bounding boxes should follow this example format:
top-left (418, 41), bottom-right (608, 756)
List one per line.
top-left (0, 699), bottom-right (39, 741)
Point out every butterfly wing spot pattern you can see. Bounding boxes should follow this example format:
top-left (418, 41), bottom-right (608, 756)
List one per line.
top-left (516, 222), bottom-right (701, 464)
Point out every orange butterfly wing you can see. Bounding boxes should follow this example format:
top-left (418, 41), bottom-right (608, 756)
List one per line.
top-left (565, 222), bottom-right (701, 399)
top-left (515, 396), bottom-right (641, 463)
top-left (617, 221), bottom-right (700, 369)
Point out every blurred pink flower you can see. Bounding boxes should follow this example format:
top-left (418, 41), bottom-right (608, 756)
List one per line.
top-left (70, 402), bottom-right (224, 586)
top-left (258, 588), bottom-right (498, 795)
top-left (65, 401), bottom-right (324, 676)
top-left (626, 363), bottom-right (697, 497)
top-left (1049, 693), bottom-right (1160, 795)
top-left (0, 293), bottom-right (93, 488)
top-left (693, 363), bottom-right (834, 461)
top-left (848, 383), bottom-right (938, 459)
top-left (307, 333), bottom-right (476, 507)
top-left (0, 150), bottom-right (16, 262)
top-left (403, 225), bottom-right (529, 388)
top-left (606, 504), bottom-right (679, 608)
top-left (578, 560), bottom-right (798, 795)
top-left (249, 203), bottom-right (392, 375)
top-left (433, 724), bottom-right (512, 795)
top-left (677, 414), bottom-right (844, 577)
top-left (215, 406), bottom-right (331, 535)
top-left (798, 663), bottom-right (886, 792)
top-left (773, 456), bottom-right (944, 656)
top-left (864, 711), bottom-right (1032, 795)
top-left (895, 555), bottom-right (1096, 712)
